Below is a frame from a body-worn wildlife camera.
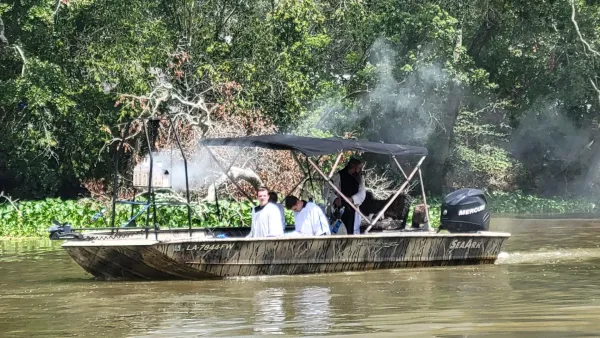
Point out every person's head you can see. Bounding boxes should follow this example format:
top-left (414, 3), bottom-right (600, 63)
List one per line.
top-left (269, 191), bottom-right (278, 203)
top-left (345, 158), bottom-right (363, 176)
top-left (257, 187), bottom-right (270, 206)
top-left (284, 195), bottom-right (303, 212)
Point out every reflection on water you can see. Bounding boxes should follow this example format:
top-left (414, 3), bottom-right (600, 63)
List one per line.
top-left (253, 288), bottom-right (285, 334)
top-left (2, 218), bottom-right (600, 337)
top-left (293, 287), bottom-right (331, 335)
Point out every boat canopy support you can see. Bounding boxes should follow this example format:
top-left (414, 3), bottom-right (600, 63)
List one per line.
top-left (202, 134), bottom-right (430, 234)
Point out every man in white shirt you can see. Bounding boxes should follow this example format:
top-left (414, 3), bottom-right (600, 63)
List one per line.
top-left (269, 191), bottom-right (287, 230)
top-left (247, 187), bottom-right (284, 238)
top-left (324, 158), bottom-right (366, 234)
top-left (284, 195), bottom-right (330, 236)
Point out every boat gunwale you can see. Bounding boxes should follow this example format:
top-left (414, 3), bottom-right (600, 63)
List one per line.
top-left (61, 230), bottom-right (510, 247)
top-left (159, 231), bottom-right (512, 243)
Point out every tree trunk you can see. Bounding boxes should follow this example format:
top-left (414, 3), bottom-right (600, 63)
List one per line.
top-left (424, 9), bottom-right (502, 195)
top-left (204, 166), bottom-right (263, 202)
top-left (467, 9), bottom-right (500, 62)
top-left (424, 82), bottom-right (462, 195)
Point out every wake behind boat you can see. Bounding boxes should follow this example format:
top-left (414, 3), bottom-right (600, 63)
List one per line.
top-left (49, 118), bottom-right (510, 280)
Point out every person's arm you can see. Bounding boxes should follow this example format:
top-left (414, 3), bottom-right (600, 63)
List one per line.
top-left (313, 207), bottom-right (330, 236)
top-left (351, 174), bottom-right (366, 206)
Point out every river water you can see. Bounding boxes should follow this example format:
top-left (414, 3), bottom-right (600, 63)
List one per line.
top-left (1, 218), bottom-right (600, 337)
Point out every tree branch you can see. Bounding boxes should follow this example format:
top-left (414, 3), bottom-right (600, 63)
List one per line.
top-left (204, 166), bottom-right (263, 202)
top-left (0, 17), bottom-right (26, 76)
top-left (52, 0), bottom-right (62, 21)
top-left (571, 0), bottom-right (600, 57)
top-left (0, 16), bottom-right (8, 46)
top-left (590, 77), bottom-right (600, 105)
top-left (12, 45), bottom-right (26, 77)
top-left (0, 191), bottom-right (22, 217)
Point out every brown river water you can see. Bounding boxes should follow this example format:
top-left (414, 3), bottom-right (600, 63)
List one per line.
top-left (1, 218), bottom-right (600, 337)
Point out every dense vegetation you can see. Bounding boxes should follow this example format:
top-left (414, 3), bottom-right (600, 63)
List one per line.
top-left (3, 0), bottom-right (600, 236)
top-left (2, 192), bottom-right (600, 237)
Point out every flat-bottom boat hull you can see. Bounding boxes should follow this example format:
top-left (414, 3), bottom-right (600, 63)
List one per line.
top-left (62, 231), bottom-right (509, 280)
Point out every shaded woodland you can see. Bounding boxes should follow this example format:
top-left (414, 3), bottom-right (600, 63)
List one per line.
top-left (2, 0), bottom-right (600, 201)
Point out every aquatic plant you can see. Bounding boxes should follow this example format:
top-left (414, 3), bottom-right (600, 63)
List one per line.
top-left (2, 191), bottom-right (599, 237)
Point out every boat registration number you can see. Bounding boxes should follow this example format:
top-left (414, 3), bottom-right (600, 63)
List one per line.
top-left (172, 243), bottom-right (235, 252)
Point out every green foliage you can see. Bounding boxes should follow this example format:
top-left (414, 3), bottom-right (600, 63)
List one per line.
top-left (3, 0), bottom-right (600, 204)
top-left (3, 191), bottom-right (600, 237)
top-left (0, 199), bottom-right (105, 238)
top-left (0, 198), bottom-right (267, 237)
top-left (487, 191), bottom-right (600, 215)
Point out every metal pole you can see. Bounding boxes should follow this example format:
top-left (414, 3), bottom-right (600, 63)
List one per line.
top-left (365, 156), bottom-right (426, 233)
top-left (285, 175), bottom-right (308, 199)
top-left (306, 158), bottom-right (372, 225)
top-left (418, 168), bottom-right (431, 231)
top-left (171, 119), bottom-right (193, 236)
top-left (329, 152), bottom-right (343, 178)
top-left (204, 146), bottom-right (255, 203)
top-left (305, 157), bottom-right (316, 201)
top-left (110, 121), bottom-right (132, 231)
top-left (291, 151), bottom-right (309, 177)
top-left (291, 151), bottom-right (314, 199)
top-left (130, 136), bottom-right (139, 220)
top-left (143, 121), bottom-right (156, 239)
top-left (111, 144), bottom-right (119, 229)
top-left (392, 156), bottom-right (408, 180)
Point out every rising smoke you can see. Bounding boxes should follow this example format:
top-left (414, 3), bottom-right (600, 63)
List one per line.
top-left (302, 38), bottom-right (452, 147)
top-left (139, 148), bottom-right (215, 191)
top-left (510, 100), bottom-right (596, 196)
top-left (302, 37), bottom-right (600, 197)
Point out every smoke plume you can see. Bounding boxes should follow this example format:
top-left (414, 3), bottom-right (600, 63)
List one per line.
top-left (302, 38), bottom-right (452, 147)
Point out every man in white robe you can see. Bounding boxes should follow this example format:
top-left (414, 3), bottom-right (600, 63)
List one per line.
top-left (323, 158), bottom-right (366, 234)
top-left (269, 191), bottom-right (287, 230)
top-left (284, 195), bottom-right (330, 236)
top-left (247, 187), bottom-right (284, 238)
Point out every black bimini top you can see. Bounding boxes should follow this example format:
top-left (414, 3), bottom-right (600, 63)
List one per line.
top-left (201, 134), bottom-right (428, 157)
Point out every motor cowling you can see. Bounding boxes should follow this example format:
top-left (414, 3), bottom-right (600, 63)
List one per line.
top-left (439, 188), bottom-right (490, 233)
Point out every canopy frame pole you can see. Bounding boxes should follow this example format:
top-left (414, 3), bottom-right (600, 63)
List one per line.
top-left (305, 156), bottom-right (316, 201)
top-left (285, 176), bottom-right (309, 200)
top-left (329, 152), bottom-right (343, 178)
top-left (418, 168), bottom-right (431, 231)
top-left (306, 157), bottom-right (372, 226)
top-left (285, 150), bottom-right (306, 197)
top-left (305, 156), bottom-right (322, 202)
top-left (203, 146), bottom-right (255, 203)
top-left (285, 152), bottom-right (323, 201)
top-left (392, 156), bottom-right (408, 180)
top-left (365, 156), bottom-right (426, 233)
top-left (291, 151), bottom-right (313, 199)
top-left (291, 151), bottom-right (308, 177)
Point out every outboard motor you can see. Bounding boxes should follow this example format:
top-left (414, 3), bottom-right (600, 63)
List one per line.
top-left (48, 220), bottom-right (83, 240)
top-left (439, 188), bottom-right (490, 233)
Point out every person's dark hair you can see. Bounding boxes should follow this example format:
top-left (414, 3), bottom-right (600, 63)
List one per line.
top-left (344, 157), bottom-right (362, 171)
top-left (284, 195), bottom-right (299, 209)
top-left (257, 186), bottom-right (269, 194)
top-left (269, 191), bottom-right (278, 203)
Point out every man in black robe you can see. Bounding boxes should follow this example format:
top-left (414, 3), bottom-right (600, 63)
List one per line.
top-left (326, 158), bottom-right (366, 234)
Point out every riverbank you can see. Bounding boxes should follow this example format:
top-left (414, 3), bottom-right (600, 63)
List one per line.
top-left (1, 192), bottom-right (599, 237)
